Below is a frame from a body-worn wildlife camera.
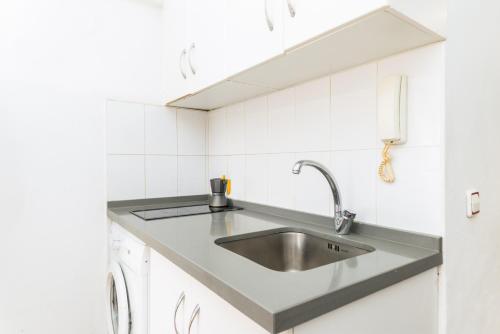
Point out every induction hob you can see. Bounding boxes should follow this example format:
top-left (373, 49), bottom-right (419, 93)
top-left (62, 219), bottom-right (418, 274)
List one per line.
top-left (130, 204), bottom-right (242, 221)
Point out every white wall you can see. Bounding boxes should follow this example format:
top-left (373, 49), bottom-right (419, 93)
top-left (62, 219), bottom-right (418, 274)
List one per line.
top-left (106, 101), bottom-right (208, 201)
top-left (444, 1), bottom-right (500, 333)
top-left (0, 1), bottom-right (162, 333)
top-left (208, 43), bottom-right (445, 235)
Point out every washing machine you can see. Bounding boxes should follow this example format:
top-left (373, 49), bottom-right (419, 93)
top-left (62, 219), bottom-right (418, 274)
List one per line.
top-left (106, 222), bottom-right (149, 334)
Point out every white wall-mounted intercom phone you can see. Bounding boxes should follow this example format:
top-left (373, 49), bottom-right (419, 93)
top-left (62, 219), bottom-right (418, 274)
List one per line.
top-left (377, 75), bottom-right (408, 183)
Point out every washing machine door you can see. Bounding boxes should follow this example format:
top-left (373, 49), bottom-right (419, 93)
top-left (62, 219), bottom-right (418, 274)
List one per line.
top-left (106, 261), bottom-right (130, 334)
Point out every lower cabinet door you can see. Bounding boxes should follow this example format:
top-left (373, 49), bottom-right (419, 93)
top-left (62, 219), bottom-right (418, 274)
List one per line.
top-left (185, 277), bottom-right (270, 334)
top-left (150, 249), bottom-right (293, 334)
top-left (149, 250), bottom-right (191, 334)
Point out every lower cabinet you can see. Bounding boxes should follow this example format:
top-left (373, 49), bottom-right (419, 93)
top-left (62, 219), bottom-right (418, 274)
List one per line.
top-left (149, 249), bottom-right (286, 334)
top-left (150, 248), bottom-right (438, 334)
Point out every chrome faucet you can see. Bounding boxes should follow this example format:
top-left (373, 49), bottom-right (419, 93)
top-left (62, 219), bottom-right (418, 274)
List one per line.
top-left (292, 160), bottom-right (356, 235)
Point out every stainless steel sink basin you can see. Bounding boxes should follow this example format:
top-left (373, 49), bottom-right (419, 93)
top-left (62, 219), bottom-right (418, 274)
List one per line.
top-left (215, 228), bottom-right (374, 272)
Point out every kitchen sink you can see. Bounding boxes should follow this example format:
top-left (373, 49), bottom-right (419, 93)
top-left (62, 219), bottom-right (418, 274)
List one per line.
top-left (215, 228), bottom-right (374, 272)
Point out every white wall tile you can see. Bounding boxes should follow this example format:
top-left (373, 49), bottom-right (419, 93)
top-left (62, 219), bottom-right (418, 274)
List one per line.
top-left (225, 103), bottom-right (246, 155)
top-left (145, 105), bottom-right (177, 155)
top-left (268, 88), bottom-right (295, 153)
top-left (208, 156), bottom-right (227, 180)
top-left (227, 156), bottom-right (246, 200)
top-left (245, 96), bottom-right (269, 154)
top-left (245, 155), bottom-right (269, 203)
top-left (331, 150), bottom-right (378, 224)
top-left (331, 63), bottom-right (377, 150)
top-left (294, 76), bottom-right (331, 152)
top-left (107, 155), bottom-right (145, 200)
top-left (377, 147), bottom-right (442, 234)
top-left (293, 152), bottom-right (331, 216)
top-left (268, 153), bottom-right (295, 209)
top-left (107, 101), bottom-right (144, 154)
top-left (177, 109), bottom-right (207, 155)
top-left (178, 156), bottom-right (207, 196)
top-left (145, 155), bottom-right (177, 198)
top-left (208, 108), bottom-right (227, 155)
top-left (377, 43), bottom-right (444, 147)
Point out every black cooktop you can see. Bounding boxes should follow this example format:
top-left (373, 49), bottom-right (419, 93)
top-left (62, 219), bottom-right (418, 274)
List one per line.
top-left (130, 205), bottom-right (242, 221)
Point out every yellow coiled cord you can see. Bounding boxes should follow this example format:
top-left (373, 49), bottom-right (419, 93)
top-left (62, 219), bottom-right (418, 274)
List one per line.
top-left (378, 143), bottom-right (395, 183)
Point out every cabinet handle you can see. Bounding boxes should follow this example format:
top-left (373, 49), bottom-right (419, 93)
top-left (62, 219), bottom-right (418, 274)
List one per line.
top-left (187, 304), bottom-right (200, 334)
top-left (179, 49), bottom-right (187, 79)
top-left (264, 0), bottom-right (274, 31)
top-left (173, 292), bottom-right (185, 334)
top-left (188, 42), bottom-right (196, 75)
top-left (287, 0), bottom-right (296, 17)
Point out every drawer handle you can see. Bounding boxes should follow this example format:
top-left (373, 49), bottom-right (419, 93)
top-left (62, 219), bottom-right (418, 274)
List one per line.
top-left (174, 292), bottom-right (185, 334)
top-left (287, 0), bottom-right (296, 17)
top-left (188, 42), bottom-right (196, 75)
top-left (264, 0), bottom-right (274, 31)
top-left (179, 49), bottom-right (187, 79)
top-left (187, 304), bottom-right (200, 334)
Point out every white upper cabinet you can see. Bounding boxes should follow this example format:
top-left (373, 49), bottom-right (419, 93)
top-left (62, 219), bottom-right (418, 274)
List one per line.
top-left (186, 0), bottom-right (227, 93)
top-left (283, 0), bottom-right (446, 50)
top-left (163, 0), bottom-right (445, 109)
top-left (163, 0), bottom-right (226, 103)
top-left (163, 0), bottom-right (190, 102)
top-left (224, 0), bottom-right (284, 76)
top-left (283, 0), bottom-right (385, 50)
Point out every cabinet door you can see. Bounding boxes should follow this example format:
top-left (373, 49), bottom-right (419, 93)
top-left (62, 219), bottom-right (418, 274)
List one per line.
top-left (163, 0), bottom-right (190, 103)
top-left (225, 0), bottom-right (283, 76)
top-left (149, 250), bottom-right (191, 334)
top-left (283, 0), bottom-right (386, 50)
top-left (186, 277), bottom-right (272, 334)
top-left (186, 0), bottom-right (227, 93)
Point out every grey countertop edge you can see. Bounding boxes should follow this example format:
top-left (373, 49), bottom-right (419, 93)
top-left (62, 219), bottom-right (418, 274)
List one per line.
top-left (107, 196), bottom-right (443, 333)
top-left (273, 253), bottom-right (442, 332)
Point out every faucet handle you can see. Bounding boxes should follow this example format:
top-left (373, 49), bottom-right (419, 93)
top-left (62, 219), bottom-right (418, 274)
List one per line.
top-left (342, 210), bottom-right (356, 220)
top-left (335, 210), bottom-right (356, 235)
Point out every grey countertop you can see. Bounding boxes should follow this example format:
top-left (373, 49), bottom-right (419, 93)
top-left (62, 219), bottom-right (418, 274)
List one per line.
top-left (108, 196), bottom-right (442, 333)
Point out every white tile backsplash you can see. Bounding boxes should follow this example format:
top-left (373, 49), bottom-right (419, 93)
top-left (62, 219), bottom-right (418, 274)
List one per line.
top-left (331, 63), bottom-right (378, 150)
top-left (245, 155), bottom-right (269, 204)
top-left (107, 102), bottom-right (209, 200)
top-left (208, 108), bottom-right (227, 155)
top-left (294, 76), bottom-right (331, 152)
top-left (208, 156), bottom-right (227, 180)
top-left (145, 155), bottom-right (177, 198)
top-left (106, 101), bottom-right (144, 154)
top-left (268, 153), bottom-right (295, 209)
top-left (208, 43), bottom-right (444, 235)
top-left (177, 109), bottom-right (207, 155)
top-left (145, 105), bottom-right (177, 155)
top-left (178, 156), bottom-right (207, 196)
top-left (227, 155), bottom-right (246, 200)
top-left (225, 103), bottom-right (246, 155)
top-left (331, 150), bottom-right (378, 223)
top-left (268, 88), bottom-right (295, 153)
top-left (376, 147), bottom-right (442, 235)
top-left (293, 151), bottom-right (332, 216)
top-left (108, 44), bottom-right (444, 235)
top-left (245, 96), bottom-right (269, 154)
top-left (107, 155), bottom-right (145, 201)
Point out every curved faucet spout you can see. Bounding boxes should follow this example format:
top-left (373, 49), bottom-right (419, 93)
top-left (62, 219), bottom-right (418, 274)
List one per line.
top-left (292, 160), bottom-right (355, 235)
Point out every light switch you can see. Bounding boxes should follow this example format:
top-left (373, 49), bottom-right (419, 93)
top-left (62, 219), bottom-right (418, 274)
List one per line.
top-left (466, 190), bottom-right (480, 218)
